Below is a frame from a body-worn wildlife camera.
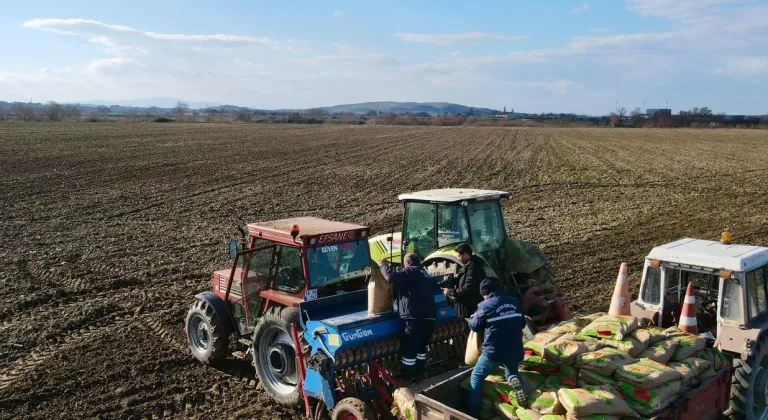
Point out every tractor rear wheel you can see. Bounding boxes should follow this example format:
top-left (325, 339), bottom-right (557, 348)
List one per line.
top-left (726, 334), bottom-right (768, 419)
top-left (252, 312), bottom-right (301, 406)
top-left (185, 299), bottom-right (229, 365)
top-left (331, 397), bottom-right (373, 420)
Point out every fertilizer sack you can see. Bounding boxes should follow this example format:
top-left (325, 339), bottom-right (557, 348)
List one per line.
top-left (614, 358), bottom-right (682, 390)
top-left (392, 388), bottom-right (416, 420)
top-left (667, 332), bottom-right (706, 361)
top-left (636, 339), bottom-right (678, 364)
top-left (630, 327), bottom-right (667, 346)
top-left (574, 312), bottom-right (607, 328)
top-left (696, 366), bottom-right (717, 381)
top-left (522, 355), bottom-right (564, 375)
top-left (509, 389), bottom-right (565, 415)
top-left (557, 386), bottom-right (638, 417)
top-left (544, 339), bottom-right (590, 364)
top-left (577, 369), bottom-right (615, 387)
top-left (368, 269), bottom-right (393, 316)
top-left (544, 374), bottom-right (579, 390)
top-left (598, 337), bottom-right (647, 358)
top-left (576, 348), bottom-right (636, 376)
top-left (465, 329), bottom-right (483, 366)
top-left (580, 315), bottom-right (639, 340)
top-left (668, 357), bottom-right (710, 387)
top-left (699, 347), bottom-right (729, 371)
top-left (617, 381), bottom-right (681, 415)
top-left (525, 331), bottom-right (565, 356)
top-left (548, 320), bottom-right (584, 335)
top-left (565, 416), bottom-right (621, 420)
top-left (516, 408), bottom-right (543, 420)
top-left (495, 402), bottom-right (518, 420)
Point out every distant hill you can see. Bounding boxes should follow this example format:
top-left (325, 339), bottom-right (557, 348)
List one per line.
top-left (319, 102), bottom-right (501, 116)
top-left (85, 97), bottom-right (223, 109)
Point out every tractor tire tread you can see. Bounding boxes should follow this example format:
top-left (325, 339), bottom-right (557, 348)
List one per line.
top-left (185, 300), bottom-right (229, 366)
top-left (332, 397), bottom-right (373, 420)
top-left (252, 312), bottom-right (301, 407)
top-left (726, 334), bottom-right (767, 419)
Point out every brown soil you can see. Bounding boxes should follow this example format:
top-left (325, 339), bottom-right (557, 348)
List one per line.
top-left (1, 123), bottom-right (767, 418)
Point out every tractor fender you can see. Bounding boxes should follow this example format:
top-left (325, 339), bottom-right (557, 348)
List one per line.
top-left (194, 291), bottom-right (235, 336)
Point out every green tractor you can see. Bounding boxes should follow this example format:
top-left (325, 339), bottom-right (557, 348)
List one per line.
top-left (368, 188), bottom-right (572, 329)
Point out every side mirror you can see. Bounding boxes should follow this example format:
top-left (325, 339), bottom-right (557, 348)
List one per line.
top-left (228, 239), bottom-right (238, 258)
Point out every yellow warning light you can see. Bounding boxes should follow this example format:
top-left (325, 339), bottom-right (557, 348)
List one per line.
top-left (649, 260), bottom-right (661, 268)
top-left (720, 231), bottom-right (732, 245)
top-left (720, 270), bottom-right (732, 279)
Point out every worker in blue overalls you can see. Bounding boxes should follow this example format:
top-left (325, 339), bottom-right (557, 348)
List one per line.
top-left (379, 253), bottom-right (437, 382)
top-left (468, 279), bottom-right (528, 415)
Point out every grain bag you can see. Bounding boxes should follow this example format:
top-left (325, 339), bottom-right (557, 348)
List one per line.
top-left (521, 370), bottom-right (549, 388)
top-left (545, 375), bottom-right (578, 390)
top-left (368, 267), bottom-right (393, 315)
top-left (557, 386), bottom-right (638, 417)
top-left (578, 369), bottom-right (615, 386)
top-left (630, 327), bottom-right (667, 346)
top-left (577, 348), bottom-right (636, 376)
top-left (525, 332), bottom-right (565, 356)
top-left (559, 364), bottom-right (579, 380)
top-left (637, 339), bottom-right (678, 364)
top-left (495, 402), bottom-right (518, 420)
top-left (580, 315), bottom-right (639, 340)
top-left (544, 340), bottom-right (590, 364)
top-left (668, 357), bottom-right (710, 387)
top-left (617, 380), bottom-right (681, 415)
top-left (465, 330), bottom-right (483, 366)
top-left (614, 358), bottom-right (682, 390)
top-left (516, 389), bottom-right (566, 415)
top-left (599, 337), bottom-right (646, 357)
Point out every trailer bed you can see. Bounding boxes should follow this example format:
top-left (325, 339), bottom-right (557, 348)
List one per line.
top-left (411, 365), bottom-right (732, 420)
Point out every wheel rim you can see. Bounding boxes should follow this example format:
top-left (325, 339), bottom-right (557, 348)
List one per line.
top-left (187, 313), bottom-right (210, 353)
top-left (257, 324), bottom-right (298, 396)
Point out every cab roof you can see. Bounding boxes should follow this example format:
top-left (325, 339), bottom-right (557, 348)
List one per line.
top-left (397, 188), bottom-right (512, 203)
top-left (247, 216), bottom-right (367, 241)
top-left (647, 238), bottom-right (768, 272)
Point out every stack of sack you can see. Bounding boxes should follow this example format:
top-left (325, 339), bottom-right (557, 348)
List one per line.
top-left (462, 312), bottom-right (728, 420)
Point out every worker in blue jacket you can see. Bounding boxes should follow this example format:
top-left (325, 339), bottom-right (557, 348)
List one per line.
top-left (468, 279), bottom-right (527, 415)
top-left (380, 253), bottom-right (437, 381)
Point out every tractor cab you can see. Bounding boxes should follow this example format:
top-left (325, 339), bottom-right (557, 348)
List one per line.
top-left (397, 188), bottom-right (511, 264)
top-left (631, 233), bottom-right (768, 357)
top-left (208, 216), bottom-right (372, 336)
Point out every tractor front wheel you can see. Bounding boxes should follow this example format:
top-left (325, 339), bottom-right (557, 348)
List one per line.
top-left (331, 397), bottom-right (373, 420)
top-left (252, 312), bottom-right (301, 406)
top-left (726, 334), bottom-right (768, 419)
top-left (185, 299), bottom-right (229, 365)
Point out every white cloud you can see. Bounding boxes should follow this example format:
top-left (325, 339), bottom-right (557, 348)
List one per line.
top-left (570, 3), bottom-right (591, 14)
top-left (333, 9), bottom-right (343, 18)
top-left (395, 32), bottom-right (529, 45)
top-left (23, 18), bottom-right (284, 49)
top-left (713, 57), bottom-right (768, 75)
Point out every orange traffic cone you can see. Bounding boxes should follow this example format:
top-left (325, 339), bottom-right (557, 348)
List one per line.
top-left (678, 282), bottom-right (698, 334)
top-left (608, 263), bottom-right (631, 316)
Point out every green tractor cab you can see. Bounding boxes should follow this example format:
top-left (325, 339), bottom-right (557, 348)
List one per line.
top-left (369, 188), bottom-right (572, 328)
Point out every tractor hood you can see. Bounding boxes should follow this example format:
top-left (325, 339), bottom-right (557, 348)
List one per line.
top-left (369, 232), bottom-right (403, 264)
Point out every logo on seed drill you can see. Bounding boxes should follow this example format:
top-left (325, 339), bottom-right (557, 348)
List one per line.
top-left (341, 328), bottom-right (374, 341)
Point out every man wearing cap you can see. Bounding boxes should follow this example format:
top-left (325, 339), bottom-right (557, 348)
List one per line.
top-left (468, 279), bottom-right (527, 415)
top-left (442, 243), bottom-right (485, 319)
top-left (379, 253), bottom-right (437, 381)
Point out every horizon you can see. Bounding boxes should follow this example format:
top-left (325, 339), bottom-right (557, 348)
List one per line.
top-left (1, 1), bottom-right (767, 114)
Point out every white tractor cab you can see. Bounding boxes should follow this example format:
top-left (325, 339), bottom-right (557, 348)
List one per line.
top-left (630, 233), bottom-right (768, 418)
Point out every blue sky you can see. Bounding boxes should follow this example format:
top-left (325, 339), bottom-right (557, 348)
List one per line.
top-left (1, 0), bottom-right (767, 114)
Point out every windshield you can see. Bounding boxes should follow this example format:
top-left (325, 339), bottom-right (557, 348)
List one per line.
top-left (467, 201), bottom-right (505, 252)
top-left (306, 240), bottom-right (370, 288)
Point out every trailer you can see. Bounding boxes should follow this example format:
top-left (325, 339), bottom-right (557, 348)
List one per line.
top-left (410, 363), bottom-right (732, 419)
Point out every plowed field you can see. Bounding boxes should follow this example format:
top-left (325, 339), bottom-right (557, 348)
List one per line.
top-left (1, 123), bottom-right (767, 419)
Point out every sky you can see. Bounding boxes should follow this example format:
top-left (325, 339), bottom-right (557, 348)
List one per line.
top-left (0, 0), bottom-right (767, 115)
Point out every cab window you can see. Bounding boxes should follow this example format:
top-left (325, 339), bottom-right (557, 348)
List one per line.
top-left (721, 276), bottom-right (743, 321)
top-left (274, 246), bottom-right (304, 293)
top-left (641, 265), bottom-right (661, 305)
top-left (747, 266), bottom-right (768, 318)
top-left (403, 202), bottom-right (436, 258)
top-left (467, 201), bottom-right (505, 253)
top-left (437, 204), bottom-right (469, 248)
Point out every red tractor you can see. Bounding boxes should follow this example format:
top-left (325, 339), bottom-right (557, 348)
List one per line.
top-left (186, 217), bottom-right (372, 405)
